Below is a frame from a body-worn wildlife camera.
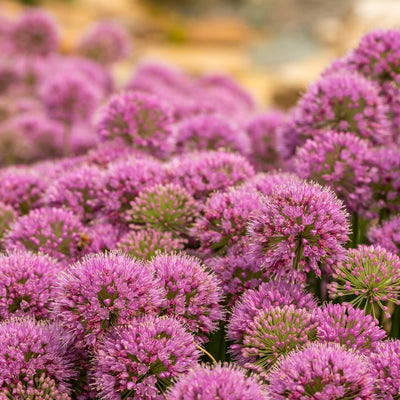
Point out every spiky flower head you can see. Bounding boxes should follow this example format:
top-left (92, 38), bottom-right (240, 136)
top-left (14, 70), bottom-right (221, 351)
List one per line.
top-left (149, 253), bottom-right (223, 336)
top-left (76, 20), bottom-right (131, 65)
top-left (294, 131), bottom-right (378, 216)
top-left (369, 340), bottom-right (400, 399)
top-left (127, 183), bottom-right (198, 237)
top-left (267, 342), bottom-right (375, 399)
top-left (315, 303), bottom-right (385, 354)
top-left (368, 216), bottom-right (400, 256)
top-left (0, 202), bottom-right (16, 245)
top-left (246, 171), bottom-right (301, 197)
top-left (165, 151), bottom-right (255, 200)
top-left (45, 164), bottom-right (105, 223)
top-left (167, 364), bottom-right (268, 400)
top-left (93, 315), bottom-right (199, 400)
top-left (0, 319), bottom-right (76, 396)
top-left (228, 280), bottom-right (317, 360)
top-left (97, 91), bottom-right (174, 158)
top-left (192, 186), bottom-right (262, 255)
top-left (9, 9), bottom-right (59, 56)
top-left (248, 180), bottom-right (350, 279)
top-left (117, 228), bottom-right (185, 260)
top-left (85, 219), bottom-right (119, 254)
top-left (5, 207), bottom-right (88, 263)
top-left (0, 251), bottom-right (61, 321)
top-left (53, 252), bottom-right (163, 349)
top-left (329, 245), bottom-right (400, 318)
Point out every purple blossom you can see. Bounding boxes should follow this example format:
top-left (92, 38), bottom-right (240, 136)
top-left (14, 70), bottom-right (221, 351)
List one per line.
top-left (167, 364), bottom-right (268, 400)
top-left (267, 342), bottom-right (375, 399)
top-left (93, 315), bottom-right (199, 400)
top-left (0, 202), bottom-right (16, 246)
top-left (368, 216), bottom-right (400, 256)
top-left (315, 303), bottom-right (386, 354)
top-left (149, 252), bottom-right (223, 336)
top-left (248, 180), bottom-right (350, 279)
top-left (246, 171), bottom-right (301, 197)
top-left (85, 219), bottom-right (119, 254)
top-left (53, 252), bottom-right (164, 349)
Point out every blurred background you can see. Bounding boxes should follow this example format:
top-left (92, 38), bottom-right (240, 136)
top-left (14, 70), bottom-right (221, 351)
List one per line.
top-left (2, 0), bottom-right (400, 109)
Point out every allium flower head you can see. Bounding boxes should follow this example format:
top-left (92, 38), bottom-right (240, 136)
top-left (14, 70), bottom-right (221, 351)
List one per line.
top-left (0, 319), bottom-right (76, 395)
top-left (167, 364), bottom-right (267, 400)
top-left (85, 219), bottom-right (119, 254)
top-left (10, 9), bottom-right (59, 56)
top-left (315, 303), bottom-right (385, 354)
top-left (93, 315), bottom-right (199, 400)
top-left (53, 252), bottom-right (163, 349)
top-left (85, 140), bottom-right (139, 167)
top-left (329, 245), bottom-right (400, 318)
top-left (45, 164), bottom-right (105, 222)
top-left (192, 186), bottom-right (262, 255)
top-left (239, 305), bottom-right (317, 372)
top-left (97, 91), bottom-right (174, 158)
top-left (368, 216), bottom-right (400, 256)
top-left (248, 180), bottom-right (350, 279)
top-left (117, 228), bottom-right (185, 260)
top-left (267, 342), bottom-right (375, 399)
top-left (228, 280), bottom-right (317, 360)
top-left (149, 253), bottom-right (223, 335)
top-left (295, 131), bottom-right (378, 216)
top-left (0, 202), bottom-right (16, 245)
top-left (246, 171), bottom-right (301, 197)
top-left (127, 183), bottom-right (198, 236)
top-left (76, 20), bottom-right (131, 65)
top-left (369, 340), bottom-right (400, 399)
top-left (5, 207), bottom-right (88, 263)
top-left (0, 251), bottom-right (61, 321)
top-left (165, 151), bottom-right (255, 200)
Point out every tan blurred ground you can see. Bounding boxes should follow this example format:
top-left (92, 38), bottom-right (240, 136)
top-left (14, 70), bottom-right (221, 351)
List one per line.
top-left (3, 0), bottom-right (400, 109)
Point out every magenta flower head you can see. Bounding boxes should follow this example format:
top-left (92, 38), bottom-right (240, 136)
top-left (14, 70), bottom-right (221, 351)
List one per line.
top-left (368, 216), bottom-right (400, 256)
top-left (127, 183), bottom-right (198, 237)
top-left (245, 110), bottom-right (285, 171)
top-left (45, 164), bottom-right (105, 223)
top-left (76, 20), bottom-right (131, 65)
top-left (117, 228), bottom-right (185, 260)
top-left (93, 315), bottom-right (200, 400)
top-left (294, 131), bottom-right (378, 216)
top-left (267, 342), bottom-right (375, 399)
top-left (192, 186), bottom-right (262, 255)
top-left (85, 219), bottom-right (119, 254)
top-left (248, 180), bottom-right (350, 279)
top-left (97, 91), bottom-right (174, 158)
top-left (329, 245), bottom-right (400, 318)
top-left (246, 171), bottom-right (301, 197)
top-left (369, 340), bottom-right (400, 399)
top-left (0, 319), bottom-right (76, 396)
top-left (5, 207), bottom-right (88, 263)
top-left (53, 252), bottom-right (163, 349)
top-left (0, 251), bottom-right (61, 321)
top-left (149, 253), bottom-right (223, 336)
top-left (167, 364), bottom-right (268, 400)
top-left (315, 303), bottom-right (385, 354)
top-left (9, 9), bottom-right (59, 56)
top-left (175, 114), bottom-right (251, 155)
top-left (0, 202), bottom-right (16, 246)
top-left (165, 151), bottom-right (255, 200)
top-left (85, 140), bottom-right (139, 167)
top-left (228, 280), bottom-right (317, 360)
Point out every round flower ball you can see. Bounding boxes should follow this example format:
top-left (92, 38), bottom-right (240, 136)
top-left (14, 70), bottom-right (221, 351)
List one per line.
top-left (165, 150), bottom-right (255, 200)
top-left (294, 131), bottom-right (378, 216)
top-left (248, 180), bottom-right (350, 279)
top-left (246, 171), bottom-right (301, 197)
top-left (0, 319), bottom-right (76, 396)
top-left (368, 216), bottom-right (400, 256)
top-left (369, 340), bottom-right (400, 399)
top-left (127, 183), bottom-right (198, 237)
top-left (228, 280), bottom-right (317, 360)
top-left (149, 253), bottom-right (223, 336)
top-left (97, 91), bottom-right (174, 158)
top-left (117, 228), bottom-right (185, 260)
top-left (315, 303), bottom-right (385, 354)
top-left (76, 20), bottom-right (131, 65)
top-left (192, 186), bottom-right (262, 255)
top-left (9, 9), bottom-right (59, 56)
top-left (329, 245), bottom-right (400, 318)
top-left (167, 364), bottom-right (268, 400)
top-left (93, 315), bottom-right (199, 400)
top-left (0, 251), bottom-right (61, 321)
top-left (0, 202), bottom-right (16, 246)
top-left (5, 207), bottom-right (88, 264)
top-left (267, 342), bottom-right (375, 399)
top-left (53, 252), bottom-right (164, 349)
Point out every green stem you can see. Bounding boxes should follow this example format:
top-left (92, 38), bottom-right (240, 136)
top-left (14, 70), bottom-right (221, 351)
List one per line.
top-left (205, 321), bottom-right (228, 363)
top-left (390, 304), bottom-right (400, 339)
top-left (351, 213), bottom-right (359, 248)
